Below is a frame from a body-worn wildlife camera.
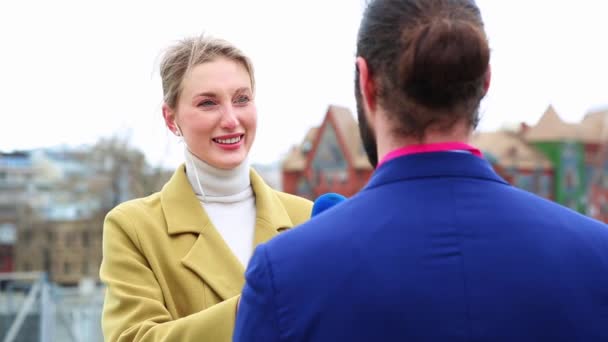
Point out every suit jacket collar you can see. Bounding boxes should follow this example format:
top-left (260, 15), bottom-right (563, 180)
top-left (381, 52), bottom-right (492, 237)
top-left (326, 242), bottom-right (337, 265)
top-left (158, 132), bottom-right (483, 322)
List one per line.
top-left (160, 164), bottom-right (295, 300)
top-left (365, 151), bottom-right (509, 191)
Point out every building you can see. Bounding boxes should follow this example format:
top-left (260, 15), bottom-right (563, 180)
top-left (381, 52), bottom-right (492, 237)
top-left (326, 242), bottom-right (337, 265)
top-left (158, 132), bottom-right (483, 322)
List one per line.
top-left (521, 105), bottom-right (587, 211)
top-left (282, 103), bottom-right (608, 222)
top-left (282, 105), bottom-right (373, 199)
top-left (15, 210), bottom-right (103, 285)
top-left (520, 105), bottom-right (608, 216)
top-left (579, 108), bottom-right (608, 221)
top-left (471, 131), bottom-right (554, 199)
top-left (0, 151), bottom-right (36, 273)
top-left (0, 144), bottom-right (172, 285)
top-left (0, 222), bottom-right (16, 273)
top-left (0, 148), bottom-right (107, 285)
top-left (475, 105), bottom-right (608, 221)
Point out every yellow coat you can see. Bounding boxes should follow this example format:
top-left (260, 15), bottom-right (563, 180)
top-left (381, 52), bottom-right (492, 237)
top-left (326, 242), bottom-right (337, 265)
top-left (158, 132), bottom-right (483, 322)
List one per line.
top-left (100, 165), bottom-right (312, 341)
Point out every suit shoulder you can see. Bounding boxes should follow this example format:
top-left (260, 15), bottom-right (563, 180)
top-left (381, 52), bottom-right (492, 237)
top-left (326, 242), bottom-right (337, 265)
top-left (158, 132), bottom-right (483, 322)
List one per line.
top-left (274, 191), bottom-right (313, 225)
top-left (567, 210), bottom-right (608, 237)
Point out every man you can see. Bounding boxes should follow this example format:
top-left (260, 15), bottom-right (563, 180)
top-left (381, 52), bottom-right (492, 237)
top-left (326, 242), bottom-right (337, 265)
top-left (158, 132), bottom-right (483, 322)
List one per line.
top-left (234, 0), bottom-right (608, 340)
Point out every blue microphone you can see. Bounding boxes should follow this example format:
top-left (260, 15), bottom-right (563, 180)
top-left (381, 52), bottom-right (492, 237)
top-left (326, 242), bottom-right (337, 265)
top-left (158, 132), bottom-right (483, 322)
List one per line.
top-left (311, 193), bottom-right (347, 217)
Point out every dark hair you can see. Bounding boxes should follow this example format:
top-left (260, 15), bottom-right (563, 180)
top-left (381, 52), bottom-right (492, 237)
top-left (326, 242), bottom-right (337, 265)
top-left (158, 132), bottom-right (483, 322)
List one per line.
top-left (356, 0), bottom-right (490, 139)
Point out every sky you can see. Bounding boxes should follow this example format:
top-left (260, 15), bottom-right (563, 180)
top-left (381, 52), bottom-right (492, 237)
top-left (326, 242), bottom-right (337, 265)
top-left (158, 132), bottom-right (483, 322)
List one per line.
top-left (0, 0), bottom-right (606, 168)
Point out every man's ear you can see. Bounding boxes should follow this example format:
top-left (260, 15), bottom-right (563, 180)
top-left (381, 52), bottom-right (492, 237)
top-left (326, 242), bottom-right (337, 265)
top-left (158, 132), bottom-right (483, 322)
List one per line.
top-left (483, 64), bottom-right (491, 95)
top-left (356, 57), bottom-right (377, 115)
top-left (356, 57), bottom-right (378, 128)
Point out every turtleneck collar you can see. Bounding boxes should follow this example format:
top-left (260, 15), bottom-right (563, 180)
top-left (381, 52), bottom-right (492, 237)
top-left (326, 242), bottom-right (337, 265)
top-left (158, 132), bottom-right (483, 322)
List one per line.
top-left (184, 147), bottom-right (252, 203)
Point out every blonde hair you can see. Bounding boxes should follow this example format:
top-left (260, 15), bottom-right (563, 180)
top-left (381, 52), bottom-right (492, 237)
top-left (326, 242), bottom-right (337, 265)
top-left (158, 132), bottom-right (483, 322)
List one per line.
top-left (160, 34), bottom-right (255, 109)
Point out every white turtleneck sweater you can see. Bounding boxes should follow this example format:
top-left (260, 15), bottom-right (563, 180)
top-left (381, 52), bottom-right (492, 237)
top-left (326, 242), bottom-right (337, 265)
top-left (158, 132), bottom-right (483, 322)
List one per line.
top-left (184, 148), bottom-right (256, 267)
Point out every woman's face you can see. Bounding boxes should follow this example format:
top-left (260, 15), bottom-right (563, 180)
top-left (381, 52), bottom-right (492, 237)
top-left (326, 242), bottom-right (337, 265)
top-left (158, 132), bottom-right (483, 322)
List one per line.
top-left (164, 58), bottom-right (257, 169)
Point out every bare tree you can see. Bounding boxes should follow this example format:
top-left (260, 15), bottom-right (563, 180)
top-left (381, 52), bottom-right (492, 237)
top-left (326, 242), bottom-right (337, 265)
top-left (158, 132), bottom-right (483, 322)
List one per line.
top-left (86, 134), bottom-right (171, 209)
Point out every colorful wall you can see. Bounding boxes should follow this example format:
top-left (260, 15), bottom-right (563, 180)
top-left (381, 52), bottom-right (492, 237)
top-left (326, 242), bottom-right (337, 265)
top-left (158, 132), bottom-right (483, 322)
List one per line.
top-left (532, 141), bottom-right (587, 212)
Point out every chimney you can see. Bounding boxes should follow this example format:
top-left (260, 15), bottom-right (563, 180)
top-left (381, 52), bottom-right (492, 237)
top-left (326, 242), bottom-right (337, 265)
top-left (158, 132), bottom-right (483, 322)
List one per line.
top-left (519, 122), bottom-right (530, 135)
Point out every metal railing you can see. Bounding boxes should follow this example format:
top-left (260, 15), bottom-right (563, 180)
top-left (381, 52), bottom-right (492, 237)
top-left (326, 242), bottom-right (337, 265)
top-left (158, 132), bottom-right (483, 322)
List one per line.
top-left (0, 272), bottom-right (103, 342)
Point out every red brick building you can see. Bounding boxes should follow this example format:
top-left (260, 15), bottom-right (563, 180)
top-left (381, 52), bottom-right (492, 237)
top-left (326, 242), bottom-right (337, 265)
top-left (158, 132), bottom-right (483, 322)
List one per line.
top-left (0, 222), bottom-right (16, 273)
top-left (0, 245), bottom-right (14, 273)
top-left (282, 105), bottom-right (373, 199)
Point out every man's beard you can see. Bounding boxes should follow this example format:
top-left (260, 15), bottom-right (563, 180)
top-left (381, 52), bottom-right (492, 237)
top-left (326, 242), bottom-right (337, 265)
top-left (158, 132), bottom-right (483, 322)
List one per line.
top-left (355, 70), bottom-right (378, 168)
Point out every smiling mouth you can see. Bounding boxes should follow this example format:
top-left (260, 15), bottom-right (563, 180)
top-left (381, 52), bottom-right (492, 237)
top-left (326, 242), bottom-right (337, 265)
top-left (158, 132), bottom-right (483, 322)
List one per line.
top-left (212, 134), bottom-right (244, 145)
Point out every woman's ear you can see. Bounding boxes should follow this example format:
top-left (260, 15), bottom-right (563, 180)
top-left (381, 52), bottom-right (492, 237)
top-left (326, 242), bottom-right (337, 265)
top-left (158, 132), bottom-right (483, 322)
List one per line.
top-left (162, 104), bottom-right (180, 136)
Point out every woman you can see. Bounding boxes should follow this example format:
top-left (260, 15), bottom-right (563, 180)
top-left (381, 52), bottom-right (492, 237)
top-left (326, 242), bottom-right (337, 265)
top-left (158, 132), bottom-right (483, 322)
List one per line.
top-left (100, 35), bottom-right (312, 342)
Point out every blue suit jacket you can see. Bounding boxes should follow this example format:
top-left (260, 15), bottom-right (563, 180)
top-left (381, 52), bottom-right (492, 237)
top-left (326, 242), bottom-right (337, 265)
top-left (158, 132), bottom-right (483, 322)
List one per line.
top-left (234, 152), bottom-right (608, 341)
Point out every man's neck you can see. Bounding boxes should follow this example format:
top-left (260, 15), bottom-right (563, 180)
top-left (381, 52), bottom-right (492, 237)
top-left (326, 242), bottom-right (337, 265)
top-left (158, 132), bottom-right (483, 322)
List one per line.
top-left (376, 118), bottom-right (473, 162)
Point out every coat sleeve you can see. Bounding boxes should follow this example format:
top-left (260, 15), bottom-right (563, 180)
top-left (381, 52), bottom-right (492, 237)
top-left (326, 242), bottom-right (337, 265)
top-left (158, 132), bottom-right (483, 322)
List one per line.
top-left (100, 208), bottom-right (238, 342)
top-left (233, 244), bottom-right (282, 342)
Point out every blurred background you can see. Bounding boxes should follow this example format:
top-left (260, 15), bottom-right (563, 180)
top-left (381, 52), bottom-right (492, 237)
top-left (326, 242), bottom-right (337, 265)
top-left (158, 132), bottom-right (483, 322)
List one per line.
top-left (1, 0), bottom-right (607, 340)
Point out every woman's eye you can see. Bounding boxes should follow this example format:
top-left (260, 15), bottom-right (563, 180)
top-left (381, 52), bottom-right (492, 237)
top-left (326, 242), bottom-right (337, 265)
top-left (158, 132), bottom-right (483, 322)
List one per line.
top-left (198, 100), bottom-right (216, 107)
top-left (235, 96), bottom-right (250, 104)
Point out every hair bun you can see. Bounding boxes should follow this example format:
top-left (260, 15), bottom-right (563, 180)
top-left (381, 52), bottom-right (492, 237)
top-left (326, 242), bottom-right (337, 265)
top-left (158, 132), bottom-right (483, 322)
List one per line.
top-left (399, 18), bottom-right (490, 108)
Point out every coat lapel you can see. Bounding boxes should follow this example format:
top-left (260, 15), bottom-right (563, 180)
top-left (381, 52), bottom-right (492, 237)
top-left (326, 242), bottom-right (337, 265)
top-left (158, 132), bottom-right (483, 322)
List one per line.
top-left (160, 165), bottom-right (243, 300)
top-left (181, 223), bottom-right (245, 300)
top-left (160, 165), bottom-right (296, 301)
top-left (250, 169), bottom-right (295, 246)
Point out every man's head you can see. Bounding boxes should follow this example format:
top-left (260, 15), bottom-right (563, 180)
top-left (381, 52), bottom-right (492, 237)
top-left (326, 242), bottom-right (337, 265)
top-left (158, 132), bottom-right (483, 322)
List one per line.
top-left (355, 0), bottom-right (491, 165)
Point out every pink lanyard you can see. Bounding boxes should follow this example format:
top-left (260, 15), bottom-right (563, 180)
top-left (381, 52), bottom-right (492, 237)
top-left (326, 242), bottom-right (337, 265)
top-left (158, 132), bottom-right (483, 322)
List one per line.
top-left (377, 142), bottom-right (483, 168)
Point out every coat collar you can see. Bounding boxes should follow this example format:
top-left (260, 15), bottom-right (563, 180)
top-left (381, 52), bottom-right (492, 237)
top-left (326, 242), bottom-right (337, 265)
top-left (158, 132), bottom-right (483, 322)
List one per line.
top-left (159, 164), bottom-right (295, 300)
top-left (365, 151), bottom-right (509, 191)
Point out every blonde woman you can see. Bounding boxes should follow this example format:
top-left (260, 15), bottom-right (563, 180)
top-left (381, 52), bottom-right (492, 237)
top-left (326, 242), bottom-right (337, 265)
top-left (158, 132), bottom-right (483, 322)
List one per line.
top-left (100, 35), bottom-right (312, 341)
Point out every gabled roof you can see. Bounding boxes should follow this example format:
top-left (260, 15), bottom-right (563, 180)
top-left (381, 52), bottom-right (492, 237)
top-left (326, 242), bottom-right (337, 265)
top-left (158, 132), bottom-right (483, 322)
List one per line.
top-left (523, 105), bottom-right (580, 142)
top-left (282, 105), bottom-right (372, 171)
top-left (472, 131), bottom-right (553, 170)
top-left (325, 105), bottom-right (372, 170)
top-left (579, 108), bottom-right (608, 144)
top-left (282, 127), bottom-right (318, 171)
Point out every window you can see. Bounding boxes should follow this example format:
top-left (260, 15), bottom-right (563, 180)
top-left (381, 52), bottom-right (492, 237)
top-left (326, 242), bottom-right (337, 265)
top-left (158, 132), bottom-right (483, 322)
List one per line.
top-left (82, 231), bottom-right (90, 247)
top-left (339, 170), bottom-right (348, 184)
top-left (43, 249), bottom-right (51, 272)
top-left (565, 169), bottom-right (578, 188)
top-left (64, 262), bottom-right (71, 274)
top-left (537, 174), bottom-right (552, 198)
top-left (302, 141), bottom-right (312, 154)
top-left (602, 202), bottom-right (608, 217)
top-left (514, 173), bottom-right (534, 192)
top-left (311, 123), bottom-right (348, 171)
top-left (65, 233), bottom-right (75, 247)
top-left (21, 230), bottom-right (32, 245)
top-left (0, 247), bottom-right (7, 269)
top-left (296, 177), bottom-right (313, 199)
